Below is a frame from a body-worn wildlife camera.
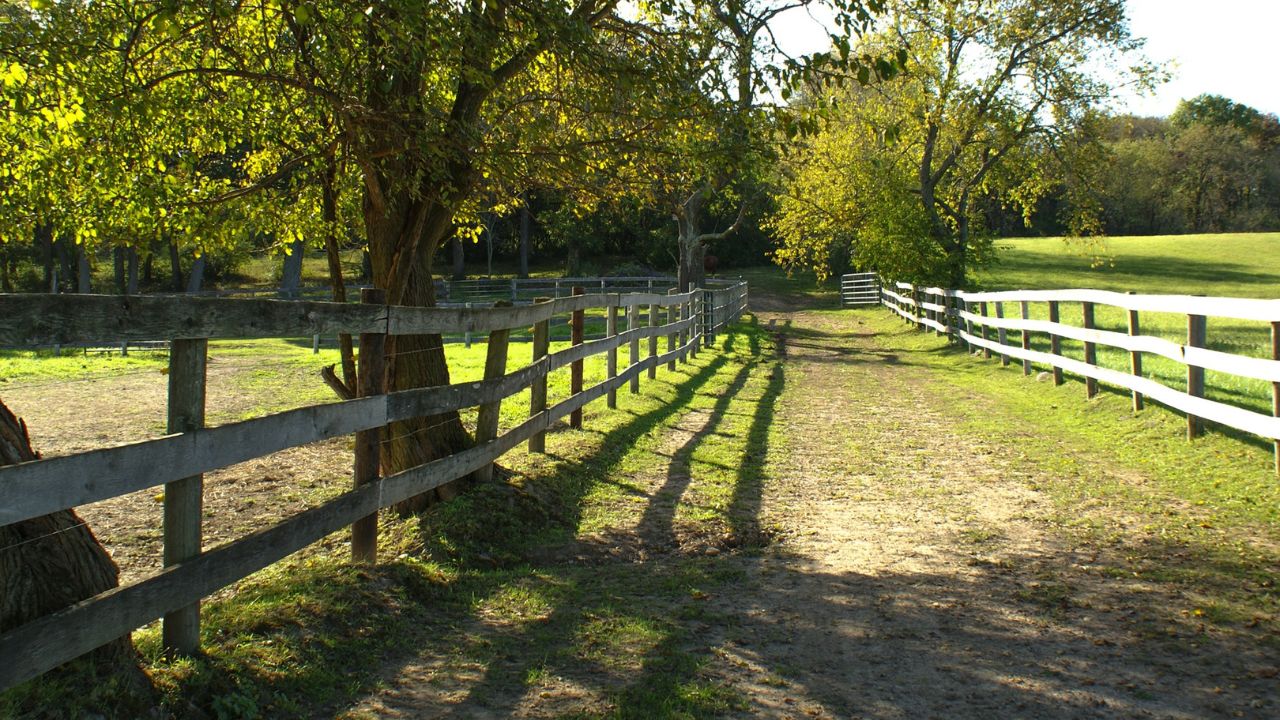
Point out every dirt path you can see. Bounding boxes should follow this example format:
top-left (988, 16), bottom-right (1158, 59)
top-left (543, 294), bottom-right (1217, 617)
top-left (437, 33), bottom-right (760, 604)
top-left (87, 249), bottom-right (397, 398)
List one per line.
top-left (347, 293), bottom-right (1276, 719)
top-left (691, 303), bottom-right (1274, 719)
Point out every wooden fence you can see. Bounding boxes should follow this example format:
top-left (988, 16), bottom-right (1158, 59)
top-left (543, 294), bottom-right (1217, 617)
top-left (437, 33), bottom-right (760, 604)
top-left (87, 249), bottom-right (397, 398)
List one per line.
top-left (840, 273), bottom-right (880, 307)
top-left (0, 280), bottom-right (748, 690)
top-left (877, 281), bottom-right (1280, 473)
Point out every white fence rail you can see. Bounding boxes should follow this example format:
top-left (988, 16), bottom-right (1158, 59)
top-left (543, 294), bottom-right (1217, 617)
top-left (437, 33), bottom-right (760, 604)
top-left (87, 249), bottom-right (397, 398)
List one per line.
top-left (876, 280), bottom-right (1280, 473)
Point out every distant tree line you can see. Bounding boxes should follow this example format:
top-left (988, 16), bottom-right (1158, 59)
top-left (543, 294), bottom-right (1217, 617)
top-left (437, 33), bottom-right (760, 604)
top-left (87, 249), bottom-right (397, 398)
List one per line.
top-left (1096, 95), bottom-right (1280, 236)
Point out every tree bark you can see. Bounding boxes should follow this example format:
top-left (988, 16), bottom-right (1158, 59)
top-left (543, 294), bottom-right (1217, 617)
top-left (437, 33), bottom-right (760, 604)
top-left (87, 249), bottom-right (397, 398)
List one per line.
top-left (451, 236), bottom-right (465, 281)
top-left (280, 239), bottom-right (305, 298)
top-left (185, 256), bottom-right (205, 294)
top-left (38, 225), bottom-right (54, 292)
top-left (113, 247), bottom-right (126, 294)
top-left (0, 400), bottom-right (149, 694)
top-left (167, 240), bottom-right (183, 292)
top-left (76, 246), bottom-right (91, 294)
top-left (364, 185), bottom-right (474, 513)
top-left (126, 247), bottom-right (139, 295)
top-left (676, 190), bottom-right (708, 292)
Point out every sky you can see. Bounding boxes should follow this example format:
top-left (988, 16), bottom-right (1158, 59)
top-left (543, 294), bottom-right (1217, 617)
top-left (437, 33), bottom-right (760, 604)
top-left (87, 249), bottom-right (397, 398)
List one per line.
top-left (771, 0), bottom-right (1280, 119)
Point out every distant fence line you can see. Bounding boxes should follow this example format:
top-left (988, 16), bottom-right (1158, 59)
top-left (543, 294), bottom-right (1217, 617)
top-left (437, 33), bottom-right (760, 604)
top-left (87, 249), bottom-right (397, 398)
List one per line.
top-left (0, 279), bottom-right (748, 691)
top-left (183, 275), bottom-right (694, 303)
top-left (40, 276), bottom-right (740, 355)
top-left (844, 274), bottom-right (1280, 474)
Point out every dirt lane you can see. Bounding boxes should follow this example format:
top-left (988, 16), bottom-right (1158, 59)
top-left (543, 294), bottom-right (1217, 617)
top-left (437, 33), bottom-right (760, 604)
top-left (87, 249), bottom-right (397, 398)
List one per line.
top-left (692, 303), bottom-right (1276, 719)
top-left (340, 292), bottom-right (1276, 719)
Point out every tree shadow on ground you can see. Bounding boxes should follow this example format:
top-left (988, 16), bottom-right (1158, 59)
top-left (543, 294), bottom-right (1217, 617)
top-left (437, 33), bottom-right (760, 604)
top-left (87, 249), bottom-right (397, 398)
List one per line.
top-left (344, 313), bottom-right (1279, 720)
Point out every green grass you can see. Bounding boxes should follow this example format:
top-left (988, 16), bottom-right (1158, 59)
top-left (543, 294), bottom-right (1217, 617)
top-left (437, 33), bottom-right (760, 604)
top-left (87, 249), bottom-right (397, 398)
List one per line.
top-left (975, 233), bottom-right (1280, 298)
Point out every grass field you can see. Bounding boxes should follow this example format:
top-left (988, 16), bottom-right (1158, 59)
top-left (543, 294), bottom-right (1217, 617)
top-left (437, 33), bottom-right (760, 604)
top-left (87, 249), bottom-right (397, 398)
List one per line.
top-left (963, 233), bottom-right (1280, 416)
top-left (975, 232), bottom-right (1280, 298)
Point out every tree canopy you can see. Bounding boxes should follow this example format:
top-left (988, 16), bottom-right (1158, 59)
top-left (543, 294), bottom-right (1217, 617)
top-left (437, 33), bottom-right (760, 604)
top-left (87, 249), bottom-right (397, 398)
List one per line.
top-left (769, 0), bottom-right (1157, 285)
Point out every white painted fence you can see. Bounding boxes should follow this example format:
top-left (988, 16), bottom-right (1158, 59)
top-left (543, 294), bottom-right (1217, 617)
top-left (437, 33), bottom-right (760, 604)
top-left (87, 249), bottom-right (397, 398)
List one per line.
top-left (876, 280), bottom-right (1280, 473)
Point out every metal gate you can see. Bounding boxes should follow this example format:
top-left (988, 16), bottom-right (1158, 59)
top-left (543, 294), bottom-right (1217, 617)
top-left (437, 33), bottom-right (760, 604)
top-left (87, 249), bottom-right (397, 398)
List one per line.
top-left (840, 273), bottom-right (880, 307)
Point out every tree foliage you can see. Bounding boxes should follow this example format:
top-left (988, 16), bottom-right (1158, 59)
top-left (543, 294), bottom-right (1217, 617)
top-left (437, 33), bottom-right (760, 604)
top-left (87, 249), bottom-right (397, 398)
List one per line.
top-left (1099, 97), bottom-right (1280, 235)
top-left (770, 0), bottom-right (1156, 285)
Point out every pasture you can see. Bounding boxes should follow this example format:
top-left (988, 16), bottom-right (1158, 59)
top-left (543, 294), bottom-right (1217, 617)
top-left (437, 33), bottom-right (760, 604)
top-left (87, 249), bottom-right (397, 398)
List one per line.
top-left (965, 233), bottom-right (1280, 416)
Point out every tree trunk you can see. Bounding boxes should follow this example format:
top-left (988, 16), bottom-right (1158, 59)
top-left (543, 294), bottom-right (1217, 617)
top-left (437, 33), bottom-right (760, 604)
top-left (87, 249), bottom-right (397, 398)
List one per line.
top-left (77, 246), bottom-right (92, 294)
top-left (186, 256), bottom-right (205, 293)
top-left (167, 240), bottom-right (183, 292)
top-left (280, 239), bottom-right (305, 298)
top-left (518, 202), bottom-right (531, 279)
top-left (38, 225), bottom-right (54, 291)
top-left (566, 241), bottom-right (581, 277)
top-left (142, 246), bottom-right (154, 286)
top-left (0, 400), bottom-right (149, 695)
top-left (113, 247), bottom-right (126, 294)
top-left (676, 191), bottom-right (707, 292)
top-left (321, 156), bottom-right (357, 393)
top-left (451, 236), bottom-right (465, 280)
top-left (0, 254), bottom-right (12, 293)
top-left (364, 188), bottom-right (474, 514)
top-left (126, 247), bottom-right (139, 295)
top-left (57, 236), bottom-right (74, 293)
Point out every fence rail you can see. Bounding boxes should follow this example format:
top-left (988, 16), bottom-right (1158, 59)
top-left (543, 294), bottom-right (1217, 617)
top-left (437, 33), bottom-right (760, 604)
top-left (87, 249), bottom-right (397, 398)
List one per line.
top-left (0, 279), bottom-right (748, 690)
top-left (876, 280), bottom-right (1280, 472)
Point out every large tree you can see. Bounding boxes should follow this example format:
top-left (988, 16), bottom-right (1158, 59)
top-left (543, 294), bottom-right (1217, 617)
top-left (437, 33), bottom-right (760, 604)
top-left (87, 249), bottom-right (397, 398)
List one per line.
top-left (771, 0), bottom-right (1157, 286)
top-left (6, 1), bottom-right (687, 506)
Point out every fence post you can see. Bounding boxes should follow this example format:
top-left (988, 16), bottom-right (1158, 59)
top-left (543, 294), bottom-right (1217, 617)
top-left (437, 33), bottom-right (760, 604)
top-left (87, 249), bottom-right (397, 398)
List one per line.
top-left (529, 297), bottom-right (552, 451)
top-left (163, 337), bottom-right (208, 656)
top-left (476, 300), bottom-right (513, 479)
top-left (667, 289), bottom-right (677, 372)
top-left (995, 301), bottom-right (1009, 366)
top-left (703, 288), bottom-right (714, 347)
top-left (689, 292), bottom-right (699, 359)
top-left (351, 288), bottom-right (387, 563)
top-left (605, 300), bottom-right (618, 409)
top-left (912, 285), bottom-right (923, 330)
top-left (1019, 301), bottom-right (1032, 376)
top-left (1272, 321), bottom-right (1279, 475)
top-left (510, 278), bottom-right (518, 302)
top-left (1082, 302), bottom-right (1098, 399)
top-left (979, 301), bottom-right (991, 358)
top-left (1127, 292), bottom-right (1144, 411)
top-left (1187, 313), bottom-right (1207, 439)
top-left (647, 301), bottom-right (658, 380)
top-left (570, 287), bottom-right (585, 429)
top-left (1047, 300), bottom-right (1064, 386)
top-left (628, 303), bottom-right (641, 393)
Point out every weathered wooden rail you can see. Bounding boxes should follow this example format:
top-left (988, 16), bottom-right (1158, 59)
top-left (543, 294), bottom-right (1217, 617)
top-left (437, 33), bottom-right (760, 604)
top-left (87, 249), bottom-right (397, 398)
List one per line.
top-left (0, 280), bottom-right (748, 690)
top-left (875, 280), bottom-right (1280, 472)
